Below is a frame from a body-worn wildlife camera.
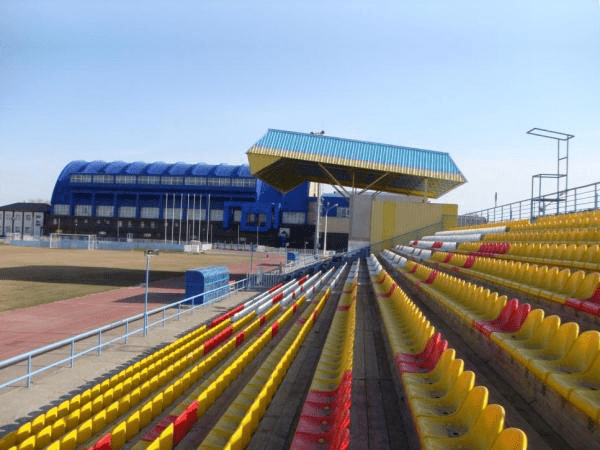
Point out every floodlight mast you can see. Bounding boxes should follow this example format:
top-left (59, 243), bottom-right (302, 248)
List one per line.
top-left (527, 128), bottom-right (574, 218)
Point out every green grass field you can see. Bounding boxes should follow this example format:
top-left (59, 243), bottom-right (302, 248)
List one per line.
top-left (0, 246), bottom-right (256, 312)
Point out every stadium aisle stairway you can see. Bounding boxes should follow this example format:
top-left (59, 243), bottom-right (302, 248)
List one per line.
top-left (380, 251), bottom-right (600, 449)
top-left (366, 255), bottom-right (527, 450)
top-left (395, 244), bottom-right (600, 319)
top-left (289, 261), bottom-right (358, 450)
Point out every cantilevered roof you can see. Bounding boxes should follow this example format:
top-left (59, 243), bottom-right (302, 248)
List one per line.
top-left (246, 129), bottom-right (466, 198)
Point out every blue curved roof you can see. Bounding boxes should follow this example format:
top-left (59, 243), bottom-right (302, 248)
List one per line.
top-left (104, 161), bottom-right (128, 174)
top-left (52, 161), bottom-right (254, 186)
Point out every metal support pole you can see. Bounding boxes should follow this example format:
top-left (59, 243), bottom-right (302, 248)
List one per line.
top-left (70, 340), bottom-right (75, 368)
top-left (97, 331), bottom-right (102, 356)
top-left (125, 321), bottom-right (129, 343)
top-left (27, 355), bottom-right (32, 388)
top-left (144, 263), bottom-right (149, 336)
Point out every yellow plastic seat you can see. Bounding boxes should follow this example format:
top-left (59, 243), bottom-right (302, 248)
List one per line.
top-left (416, 386), bottom-right (488, 439)
top-left (490, 427), bottom-right (527, 450)
top-left (405, 359), bottom-right (464, 402)
top-left (411, 371), bottom-right (476, 418)
top-left (504, 315), bottom-right (561, 367)
top-left (492, 308), bottom-right (545, 350)
top-left (402, 349), bottom-right (456, 386)
top-left (562, 270), bottom-right (586, 298)
top-left (546, 352), bottom-right (600, 403)
top-left (528, 330), bottom-right (599, 383)
top-left (420, 404), bottom-right (505, 449)
top-left (575, 272), bottom-right (600, 300)
top-left (523, 322), bottom-right (579, 376)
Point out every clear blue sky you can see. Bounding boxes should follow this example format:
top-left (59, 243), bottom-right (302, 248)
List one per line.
top-left (1, 1), bottom-right (599, 213)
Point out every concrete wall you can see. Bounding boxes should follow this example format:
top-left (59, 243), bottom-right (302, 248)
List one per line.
top-left (370, 200), bottom-right (458, 243)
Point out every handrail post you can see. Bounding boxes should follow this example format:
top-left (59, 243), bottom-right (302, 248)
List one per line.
top-left (70, 340), bottom-right (75, 368)
top-left (97, 330), bottom-right (102, 356)
top-left (177, 303), bottom-right (181, 320)
top-left (162, 309), bottom-right (166, 327)
top-left (124, 321), bottom-right (129, 344)
top-left (27, 355), bottom-right (32, 388)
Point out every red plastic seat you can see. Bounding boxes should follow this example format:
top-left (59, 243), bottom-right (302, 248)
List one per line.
top-left (474, 299), bottom-right (519, 336)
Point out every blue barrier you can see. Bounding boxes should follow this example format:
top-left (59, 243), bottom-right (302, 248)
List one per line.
top-left (185, 266), bottom-right (230, 305)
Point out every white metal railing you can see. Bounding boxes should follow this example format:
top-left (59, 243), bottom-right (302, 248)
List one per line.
top-left (460, 180), bottom-right (600, 225)
top-left (0, 279), bottom-right (247, 390)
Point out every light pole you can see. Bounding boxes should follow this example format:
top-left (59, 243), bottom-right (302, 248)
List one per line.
top-left (143, 250), bottom-right (159, 336)
top-left (323, 202), bottom-right (338, 257)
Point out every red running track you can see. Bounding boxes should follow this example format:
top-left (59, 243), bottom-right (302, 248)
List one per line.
top-left (0, 252), bottom-right (284, 360)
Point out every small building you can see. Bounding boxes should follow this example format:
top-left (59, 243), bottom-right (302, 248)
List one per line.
top-left (0, 203), bottom-right (50, 238)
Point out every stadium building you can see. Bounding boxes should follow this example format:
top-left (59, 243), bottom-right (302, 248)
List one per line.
top-left (47, 160), bottom-right (351, 250)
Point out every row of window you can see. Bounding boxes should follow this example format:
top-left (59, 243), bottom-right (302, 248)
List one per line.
top-left (69, 174), bottom-right (257, 188)
top-left (55, 204), bottom-right (307, 224)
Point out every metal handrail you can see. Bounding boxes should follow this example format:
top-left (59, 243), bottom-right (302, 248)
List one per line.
top-left (0, 246), bottom-right (364, 390)
top-left (0, 278), bottom-right (247, 389)
top-left (461, 180), bottom-right (600, 225)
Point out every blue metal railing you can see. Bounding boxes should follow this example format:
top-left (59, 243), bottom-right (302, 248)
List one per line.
top-left (0, 279), bottom-right (247, 390)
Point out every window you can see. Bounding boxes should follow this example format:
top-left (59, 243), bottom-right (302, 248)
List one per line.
top-left (207, 177), bottom-right (220, 186)
top-left (233, 210), bottom-right (242, 222)
top-left (231, 178), bottom-right (256, 188)
top-left (93, 174), bottom-right (114, 183)
top-left (140, 207), bottom-right (159, 219)
top-left (96, 205), bottom-right (114, 217)
top-left (337, 207), bottom-right (350, 218)
top-left (258, 213), bottom-right (266, 225)
top-left (161, 176), bottom-right (183, 185)
top-left (185, 176), bottom-right (206, 186)
top-left (54, 204), bottom-right (70, 216)
top-left (115, 175), bottom-right (137, 184)
top-left (210, 209), bottom-right (224, 221)
top-left (282, 212), bottom-right (306, 224)
top-left (70, 174), bottom-right (92, 183)
top-left (75, 205), bottom-right (92, 217)
top-left (247, 213), bottom-right (256, 225)
top-left (187, 209), bottom-right (206, 220)
top-left (138, 176), bottom-right (160, 184)
top-left (219, 178), bottom-right (231, 187)
top-left (164, 208), bottom-right (182, 219)
top-left (119, 206), bottom-right (136, 218)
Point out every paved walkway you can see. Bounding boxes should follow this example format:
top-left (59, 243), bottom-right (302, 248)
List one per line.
top-left (0, 291), bottom-right (256, 430)
top-left (0, 251), bottom-right (283, 360)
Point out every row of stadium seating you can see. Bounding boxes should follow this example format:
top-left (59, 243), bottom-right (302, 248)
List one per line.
top-left (94, 266), bottom-right (343, 450)
top-left (290, 261), bottom-right (358, 450)
top-left (483, 227), bottom-right (600, 243)
top-left (0, 276), bottom-right (315, 450)
top-left (0, 270), bottom-right (339, 450)
top-left (381, 250), bottom-right (600, 448)
top-left (512, 209), bottom-right (600, 230)
top-left (367, 255), bottom-right (527, 450)
top-left (457, 241), bottom-right (600, 272)
top-left (449, 219), bottom-right (529, 231)
top-left (396, 244), bottom-right (600, 318)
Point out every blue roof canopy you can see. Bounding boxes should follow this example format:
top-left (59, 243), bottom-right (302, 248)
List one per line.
top-left (247, 129), bottom-right (466, 198)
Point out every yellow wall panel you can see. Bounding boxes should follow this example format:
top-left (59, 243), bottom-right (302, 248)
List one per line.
top-left (370, 200), bottom-right (458, 244)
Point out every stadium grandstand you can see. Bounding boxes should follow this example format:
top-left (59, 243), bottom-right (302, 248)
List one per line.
top-left (5, 128), bottom-right (600, 450)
